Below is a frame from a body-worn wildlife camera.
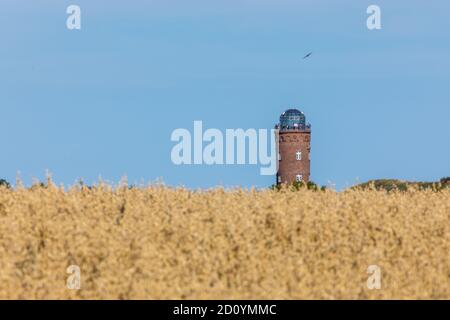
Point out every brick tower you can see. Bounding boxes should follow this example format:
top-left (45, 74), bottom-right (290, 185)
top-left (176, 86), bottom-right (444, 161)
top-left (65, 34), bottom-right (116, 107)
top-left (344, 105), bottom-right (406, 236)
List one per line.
top-left (275, 109), bottom-right (311, 185)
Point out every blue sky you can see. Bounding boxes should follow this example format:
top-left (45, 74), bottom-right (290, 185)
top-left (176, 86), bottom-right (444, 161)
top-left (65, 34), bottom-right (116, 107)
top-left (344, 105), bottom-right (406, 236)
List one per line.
top-left (1, 0), bottom-right (449, 189)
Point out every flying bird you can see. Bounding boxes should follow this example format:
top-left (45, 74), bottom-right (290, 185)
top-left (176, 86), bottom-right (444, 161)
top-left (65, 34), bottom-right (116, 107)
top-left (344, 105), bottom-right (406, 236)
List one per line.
top-left (303, 52), bottom-right (312, 59)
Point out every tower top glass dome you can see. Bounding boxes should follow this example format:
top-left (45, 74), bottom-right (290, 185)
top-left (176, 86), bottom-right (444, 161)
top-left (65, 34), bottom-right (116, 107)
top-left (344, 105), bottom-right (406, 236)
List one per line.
top-left (277, 108), bottom-right (310, 130)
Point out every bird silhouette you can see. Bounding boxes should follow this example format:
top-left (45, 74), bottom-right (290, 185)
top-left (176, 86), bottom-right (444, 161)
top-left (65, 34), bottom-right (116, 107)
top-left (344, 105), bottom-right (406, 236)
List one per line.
top-left (303, 52), bottom-right (312, 59)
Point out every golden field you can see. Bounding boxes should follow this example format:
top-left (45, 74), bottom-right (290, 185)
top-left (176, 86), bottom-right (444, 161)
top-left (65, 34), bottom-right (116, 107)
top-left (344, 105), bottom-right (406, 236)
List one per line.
top-left (0, 183), bottom-right (448, 299)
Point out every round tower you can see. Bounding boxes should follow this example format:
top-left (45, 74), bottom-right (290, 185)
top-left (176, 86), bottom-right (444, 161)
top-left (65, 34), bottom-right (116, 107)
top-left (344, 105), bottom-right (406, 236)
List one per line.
top-left (275, 109), bottom-right (311, 184)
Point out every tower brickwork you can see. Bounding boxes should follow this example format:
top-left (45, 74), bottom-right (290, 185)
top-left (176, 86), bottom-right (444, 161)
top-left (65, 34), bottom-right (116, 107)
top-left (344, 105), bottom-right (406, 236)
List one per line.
top-left (276, 109), bottom-right (311, 185)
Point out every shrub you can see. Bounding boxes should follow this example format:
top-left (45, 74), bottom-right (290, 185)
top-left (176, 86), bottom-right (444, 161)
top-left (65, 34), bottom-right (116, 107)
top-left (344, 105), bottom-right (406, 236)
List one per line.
top-left (0, 179), bottom-right (11, 189)
top-left (271, 180), bottom-right (325, 191)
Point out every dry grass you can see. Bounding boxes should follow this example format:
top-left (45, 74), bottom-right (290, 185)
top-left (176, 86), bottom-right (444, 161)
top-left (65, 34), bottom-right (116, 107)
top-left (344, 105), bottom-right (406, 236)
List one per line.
top-left (0, 183), bottom-right (448, 300)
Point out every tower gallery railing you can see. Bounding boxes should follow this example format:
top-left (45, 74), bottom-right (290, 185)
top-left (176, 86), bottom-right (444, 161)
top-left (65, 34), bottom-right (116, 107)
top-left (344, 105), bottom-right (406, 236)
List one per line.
top-left (275, 124), bottom-right (311, 132)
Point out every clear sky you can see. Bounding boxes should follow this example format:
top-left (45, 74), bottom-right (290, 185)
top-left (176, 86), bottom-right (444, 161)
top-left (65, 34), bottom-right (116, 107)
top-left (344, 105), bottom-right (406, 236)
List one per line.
top-left (1, 0), bottom-right (449, 189)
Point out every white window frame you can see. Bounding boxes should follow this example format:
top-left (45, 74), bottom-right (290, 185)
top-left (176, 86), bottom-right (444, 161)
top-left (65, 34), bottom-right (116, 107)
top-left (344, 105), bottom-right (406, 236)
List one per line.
top-left (296, 151), bottom-right (302, 161)
top-left (296, 174), bottom-right (303, 182)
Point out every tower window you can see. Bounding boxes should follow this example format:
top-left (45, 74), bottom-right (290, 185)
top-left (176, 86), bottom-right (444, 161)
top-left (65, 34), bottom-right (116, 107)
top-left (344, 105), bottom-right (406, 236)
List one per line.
top-left (296, 151), bottom-right (302, 161)
top-left (277, 176), bottom-right (282, 183)
top-left (296, 175), bottom-right (303, 182)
